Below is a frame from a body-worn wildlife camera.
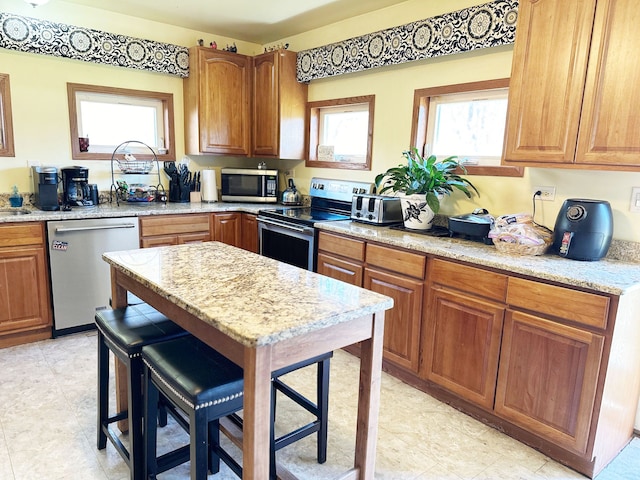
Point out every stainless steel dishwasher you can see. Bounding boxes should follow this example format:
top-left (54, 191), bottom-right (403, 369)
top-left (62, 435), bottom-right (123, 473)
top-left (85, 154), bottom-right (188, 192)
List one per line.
top-left (47, 217), bottom-right (140, 336)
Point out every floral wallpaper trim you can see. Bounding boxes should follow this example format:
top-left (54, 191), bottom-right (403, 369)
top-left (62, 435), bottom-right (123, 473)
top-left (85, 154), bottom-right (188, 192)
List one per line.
top-left (296, 0), bottom-right (518, 82)
top-left (0, 12), bottom-right (189, 78)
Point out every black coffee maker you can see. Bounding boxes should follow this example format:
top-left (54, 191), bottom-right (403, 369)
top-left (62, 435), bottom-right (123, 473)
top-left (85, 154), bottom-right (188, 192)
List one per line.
top-left (31, 166), bottom-right (60, 211)
top-left (61, 166), bottom-right (93, 207)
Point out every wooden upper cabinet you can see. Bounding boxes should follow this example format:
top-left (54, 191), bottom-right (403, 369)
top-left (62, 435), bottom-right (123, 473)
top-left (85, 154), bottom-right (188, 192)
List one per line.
top-left (505, 0), bottom-right (640, 170)
top-left (184, 48), bottom-right (251, 155)
top-left (576, 0), bottom-right (640, 166)
top-left (503, 0), bottom-right (597, 165)
top-left (252, 50), bottom-right (307, 159)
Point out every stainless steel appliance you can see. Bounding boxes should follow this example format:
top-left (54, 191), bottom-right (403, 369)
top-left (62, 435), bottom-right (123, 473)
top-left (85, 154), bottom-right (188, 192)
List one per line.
top-left (221, 167), bottom-right (278, 203)
top-left (47, 217), bottom-right (140, 335)
top-left (61, 166), bottom-right (94, 207)
top-left (258, 177), bottom-right (373, 270)
top-left (31, 165), bottom-right (60, 211)
top-left (552, 198), bottom-right (613, 261)
top-left (350, 194), bottom-right (402, 225)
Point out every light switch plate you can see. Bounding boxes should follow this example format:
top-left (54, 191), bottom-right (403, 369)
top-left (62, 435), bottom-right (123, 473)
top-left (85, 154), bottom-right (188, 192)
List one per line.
top-left (630, 187), bottom-right (640, 212)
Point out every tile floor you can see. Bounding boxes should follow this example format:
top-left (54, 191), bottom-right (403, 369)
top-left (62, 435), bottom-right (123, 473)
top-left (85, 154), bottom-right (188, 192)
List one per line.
top-left (0, 331), bottom-right (633, 479)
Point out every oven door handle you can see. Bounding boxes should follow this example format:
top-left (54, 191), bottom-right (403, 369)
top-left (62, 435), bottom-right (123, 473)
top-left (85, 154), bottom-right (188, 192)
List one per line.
top-left (258, 217), bottom-right (312, 234)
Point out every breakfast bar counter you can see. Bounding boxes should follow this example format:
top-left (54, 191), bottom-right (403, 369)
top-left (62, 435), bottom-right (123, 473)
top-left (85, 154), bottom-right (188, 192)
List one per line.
top-left (102, 242), bottom-right (393, 479)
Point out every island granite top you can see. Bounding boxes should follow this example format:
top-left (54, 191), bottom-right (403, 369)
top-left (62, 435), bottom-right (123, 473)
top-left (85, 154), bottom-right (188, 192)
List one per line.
top-left (317, 221), bottom-right (640, 296)
top-left (103, 242), bottom-right (394, 347)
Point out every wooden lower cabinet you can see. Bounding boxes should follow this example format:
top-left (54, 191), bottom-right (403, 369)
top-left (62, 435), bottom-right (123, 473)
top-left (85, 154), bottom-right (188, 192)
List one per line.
top-left (140, 214), bottom-right (211, 247)
top-left (212, 212), bottom-right (242, 247)
top-left (315, 230), bottom-right (640, 477)
top-left (422, 286), bottom-right (504, 410)
top-left (240, 213), bottom-right (258, 253)
top-left (495, 309), bottom-right (604, 455)
top-left (0, 222), bottom-right (52, 348)
top-left (364, 267), bottom-right (423, 372)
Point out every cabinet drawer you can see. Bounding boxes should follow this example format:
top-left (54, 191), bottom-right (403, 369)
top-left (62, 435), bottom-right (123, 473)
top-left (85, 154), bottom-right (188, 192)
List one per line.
top-left (0, 223), bottom-right (45, 247)
top-left (318, 232), bottom-right (365, 262)
top-left (507, 277), bottom-right (609, 329)
top-left (366, 243), bottom-right (426, 279)
top-left (140, 214), bottom-right (210, 237)
top-left (430, 258), bottom-right (507, 302)
top-left (317, 253), bottom-right (363, 286)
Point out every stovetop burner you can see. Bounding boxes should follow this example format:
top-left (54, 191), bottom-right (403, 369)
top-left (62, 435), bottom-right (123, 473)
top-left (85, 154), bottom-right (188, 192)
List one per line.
top-left (258, 207), bottom-right (350, 225)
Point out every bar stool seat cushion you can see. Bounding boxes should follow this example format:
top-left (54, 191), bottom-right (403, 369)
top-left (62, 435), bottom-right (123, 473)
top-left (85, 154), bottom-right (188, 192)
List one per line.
top-left (143, 335), bottom-right (244, 411)
top-left (96, 303), bottom-right (186, 354)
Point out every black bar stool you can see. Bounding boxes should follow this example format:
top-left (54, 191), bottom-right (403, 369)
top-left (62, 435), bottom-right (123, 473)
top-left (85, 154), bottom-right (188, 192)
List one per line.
top-left (271, 352), bottom-right (332, 467)
top-left (143, 336), bottom-right (332, 479)
top-left (142, 335), bottom-right (244, 480)
top-left (95, 304), bottom-right (188, 480)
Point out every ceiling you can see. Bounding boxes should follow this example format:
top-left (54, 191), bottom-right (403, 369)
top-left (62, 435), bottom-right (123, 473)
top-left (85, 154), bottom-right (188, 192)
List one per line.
top-left (59, 0), bottom-right (410, 44)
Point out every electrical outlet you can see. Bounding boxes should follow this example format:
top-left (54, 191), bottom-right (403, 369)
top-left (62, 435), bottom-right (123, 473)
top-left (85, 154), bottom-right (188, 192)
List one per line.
top-left (283, 169), bottom-right (295, 178)
top-left (630, 187), bottom-right (640, 212)
top-left (533, 186), bottom-right (556, 201)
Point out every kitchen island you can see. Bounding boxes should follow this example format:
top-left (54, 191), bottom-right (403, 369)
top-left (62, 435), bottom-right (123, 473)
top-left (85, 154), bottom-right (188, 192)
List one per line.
top-left (103, 241), bottom-right (393, 479)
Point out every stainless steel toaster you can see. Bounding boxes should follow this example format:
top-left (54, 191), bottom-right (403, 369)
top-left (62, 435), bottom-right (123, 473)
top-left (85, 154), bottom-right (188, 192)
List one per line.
top-left (350, 194), bottom-right (402, 225)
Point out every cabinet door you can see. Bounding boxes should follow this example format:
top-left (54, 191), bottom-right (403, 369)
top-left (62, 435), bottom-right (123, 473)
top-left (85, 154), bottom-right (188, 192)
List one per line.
top-left (364, 267), bottom-right (423, 372)
top-left (495, 309), bottom-right (604, 454)
top-left (252, 50), bottom-right (307, 159)
top-left (422, 286), bottom-right (504, 410)
top-left (577, 0), bottom-right (640, 167)
top-left (241, 213), bottom-right (259, 253)
top-left (503, 0), bottom-right (597, 164)
top-left (213, 213), bottom-right (242, 247)
top-left (0, 246), bottom-right (52, 334)
top-left (197, 49), bottom-right (251, 155)
top-left (317, 252), bottom-right (363, 286)
top-left (252, 52), bottom-right (279, 157)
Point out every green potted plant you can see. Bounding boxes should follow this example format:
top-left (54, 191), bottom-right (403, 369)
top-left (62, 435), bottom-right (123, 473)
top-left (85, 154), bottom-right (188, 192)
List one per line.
top-left (375, 148), bottom-right (478, 230)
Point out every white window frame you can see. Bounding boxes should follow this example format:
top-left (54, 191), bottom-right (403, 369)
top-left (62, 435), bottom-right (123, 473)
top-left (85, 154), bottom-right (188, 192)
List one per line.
top-left (67, 83), bottom-right (175, 161)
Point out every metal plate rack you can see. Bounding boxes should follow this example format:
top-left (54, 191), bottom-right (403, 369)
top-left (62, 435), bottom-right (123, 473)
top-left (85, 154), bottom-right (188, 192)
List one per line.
top-left (109, 140), bottom-right (166, 206)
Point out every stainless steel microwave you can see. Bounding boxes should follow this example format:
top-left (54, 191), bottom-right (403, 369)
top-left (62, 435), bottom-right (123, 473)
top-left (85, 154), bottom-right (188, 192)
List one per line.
top-left (220, 168), bottom-right (279, 203)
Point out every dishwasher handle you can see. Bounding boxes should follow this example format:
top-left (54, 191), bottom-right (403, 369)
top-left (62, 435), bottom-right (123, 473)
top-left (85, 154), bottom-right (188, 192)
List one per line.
top-left (55, 223), bottom-right (137, 233)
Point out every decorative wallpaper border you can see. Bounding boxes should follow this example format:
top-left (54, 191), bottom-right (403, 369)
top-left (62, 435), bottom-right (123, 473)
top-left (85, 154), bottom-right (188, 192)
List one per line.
top-left (0, 12), bottom-right (189, 78)
top-left (296, 0), bottom-right (518, 82)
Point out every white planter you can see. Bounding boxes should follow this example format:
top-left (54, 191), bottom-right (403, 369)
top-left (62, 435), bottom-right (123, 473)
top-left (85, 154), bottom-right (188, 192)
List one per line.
top-left (399, 193), bottom-right (436, 230)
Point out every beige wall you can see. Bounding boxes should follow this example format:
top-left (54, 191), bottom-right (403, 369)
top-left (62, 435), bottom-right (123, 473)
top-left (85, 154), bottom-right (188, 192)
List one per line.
top-left (1, 0), bottom-right (639, 242)
top-left (279, 0), bottom-right (640, 243)
top-left (0, 0), bottom-right (260, 197)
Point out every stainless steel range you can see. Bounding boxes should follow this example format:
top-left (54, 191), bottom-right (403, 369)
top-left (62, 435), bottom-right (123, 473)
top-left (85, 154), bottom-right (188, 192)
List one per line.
top-left (257, 177), bottom-right (373, 270)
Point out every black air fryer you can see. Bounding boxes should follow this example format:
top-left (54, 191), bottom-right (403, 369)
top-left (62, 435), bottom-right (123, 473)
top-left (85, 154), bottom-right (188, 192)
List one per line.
top-left (552, 199), bottom-right (613, 261)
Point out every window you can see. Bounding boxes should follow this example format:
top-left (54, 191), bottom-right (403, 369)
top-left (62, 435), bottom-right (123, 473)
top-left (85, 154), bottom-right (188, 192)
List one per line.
top-left (411, 79), bottom-right (523, 177)
top-left (67, 83), bottom-right (175, 160)
top-left (307, 95), bottom-right (374, 171)
top-left (0, 73), bottom-right (15, 157)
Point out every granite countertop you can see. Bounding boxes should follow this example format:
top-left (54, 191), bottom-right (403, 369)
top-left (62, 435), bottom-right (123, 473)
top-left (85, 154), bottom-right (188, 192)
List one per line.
top-left (103, 242), bottom-right (393, 347)
top-left (317, 221), bottom-right (640, 296)
top-left (0, 200), bottom-right (268, 223)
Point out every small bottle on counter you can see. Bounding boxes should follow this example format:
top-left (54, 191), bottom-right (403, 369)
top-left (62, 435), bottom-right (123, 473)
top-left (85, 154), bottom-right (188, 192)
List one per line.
top-left (9, 185), bottom-right (23, 208)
